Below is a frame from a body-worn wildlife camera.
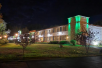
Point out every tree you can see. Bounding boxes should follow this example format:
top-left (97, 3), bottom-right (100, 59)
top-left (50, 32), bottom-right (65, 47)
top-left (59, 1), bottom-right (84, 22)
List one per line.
top-left (0, 20), bottom-right (6, 39)
top-left (75, 28), bottom-right (98, 53)
top-left (0, 20), bottom-right (8, 44)
top-left (19, 34), bottom-right (29, 56)
top-left (22, 27), bottom-right (29, 34)
top-left (94, 20), bottom-right (102, 26)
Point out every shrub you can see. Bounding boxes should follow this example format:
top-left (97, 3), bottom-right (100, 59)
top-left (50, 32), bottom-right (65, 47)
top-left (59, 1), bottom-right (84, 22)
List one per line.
top-left (70, 40), bottom-right (77, 46)
top-left (49, 41), bottom-right (59, 44)
top-left (9, 40), bottom-right (14, 43)
top-left (59, 41), bottom-right (68, 44)
top-left (0, 39), bottom-right (9, 44)
top-left (35, 42), bottom-right (48, 44)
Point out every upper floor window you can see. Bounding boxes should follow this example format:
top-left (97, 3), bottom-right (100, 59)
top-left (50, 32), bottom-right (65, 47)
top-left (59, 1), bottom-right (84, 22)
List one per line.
top-left (57, 28), bottom-right (59, 32)
top-left (53, 28), bottom-right (55, 33)
top-left (39, 31), bottom-right (41, 35)
top-left (60, 27), bottom-right (62, 31)
top-left (63, 26), bottom-right (66, 31)
top-left (48, 30), bottom-right (50, 33)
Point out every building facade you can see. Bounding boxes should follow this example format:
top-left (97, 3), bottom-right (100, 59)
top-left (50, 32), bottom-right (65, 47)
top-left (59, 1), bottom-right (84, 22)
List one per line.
top-left (8, 15), bottom-right (102, 45)
top-left (35, 15), bottom-right (89, 42)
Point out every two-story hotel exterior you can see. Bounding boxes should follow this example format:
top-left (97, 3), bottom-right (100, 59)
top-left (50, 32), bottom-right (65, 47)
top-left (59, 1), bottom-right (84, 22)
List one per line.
top-left (8, 15), bottom-right (102, 45)
top-left (34, 15), bottom-right (89, 42)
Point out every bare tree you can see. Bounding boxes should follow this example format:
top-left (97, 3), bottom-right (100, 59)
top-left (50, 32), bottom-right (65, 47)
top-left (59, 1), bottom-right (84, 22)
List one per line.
top-left (19, 34), bottom-right (29, 56)
top-left (75, 28), bottom-right (99, 53)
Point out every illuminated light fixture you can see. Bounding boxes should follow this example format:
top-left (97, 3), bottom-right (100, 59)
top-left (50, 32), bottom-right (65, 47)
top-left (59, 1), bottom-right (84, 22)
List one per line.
top-left (38, 35), bottom-right (43, 37)
top-left (4, 35), bottom-right (7, 38)
top-left (0, 37), bottom-right (2, 39)
top-left (15, 33), bottom-right (18, 37)
top-left (68, 17), bottom-right (72, 38)
top-left (75, 15), bottom-right (81, 34)
top-left (66, 36), bottom-right (69, 38)
top-left (86, 17), bottom-right (89, 24)
top-left (48, 34), bottom-right (52, 37)
top-left (32, 36), bottom-right (34, 38)
top-left (92, 41), bottom-right (99, 46)
top-left (68, 17), bottom-right (72, 24)
top-left (58, 32), bottom-right (62, 35)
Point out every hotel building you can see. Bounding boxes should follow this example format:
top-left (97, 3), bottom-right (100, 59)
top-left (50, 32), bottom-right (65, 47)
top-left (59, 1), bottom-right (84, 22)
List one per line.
top-left (34, 15), bottom-right (89, 42)
top-left (8, 15), bottom-right (102, 45)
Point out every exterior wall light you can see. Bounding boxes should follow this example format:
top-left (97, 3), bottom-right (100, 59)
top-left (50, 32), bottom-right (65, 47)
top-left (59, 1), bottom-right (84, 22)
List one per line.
top-left (0, 37), bottom-right (2, 39)
top-left (38, 35), bottom-right (43, 37)
top-left (66, 36), bottom-right (69, 38)
top-left (58, 32), bottom-right (62, 35)
top-left (48, 34), bottom-right (52, 37)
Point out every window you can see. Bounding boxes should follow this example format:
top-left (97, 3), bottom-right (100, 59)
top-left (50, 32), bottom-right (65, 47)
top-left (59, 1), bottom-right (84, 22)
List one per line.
top-left (53, 36), bottom-right (54, 41)
top-left (53, 28), bottom-right (54, 33)
top-left (39, 32), bottom-right (41, 35)
top-left (66, 26), bottom-right (68, 31)
top-left (57, 28), bottom-right (59, 32)
top-left (63, 26), bottom-right (66, 31)
top-left (48, 30), bottom-right (50, 33)
top-left (60, 27), bottom-right (62, 31)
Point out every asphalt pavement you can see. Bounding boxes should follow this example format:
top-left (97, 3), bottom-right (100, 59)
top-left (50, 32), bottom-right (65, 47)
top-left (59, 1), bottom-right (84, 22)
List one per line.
top-left (0, 56), bottom-right (102, 68)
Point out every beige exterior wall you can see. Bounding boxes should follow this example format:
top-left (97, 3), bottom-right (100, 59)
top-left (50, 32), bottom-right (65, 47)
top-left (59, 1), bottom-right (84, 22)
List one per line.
top-left (35, 25), bottom-right (69, 42)
top-left (35, 15), bottom-right (88, 42)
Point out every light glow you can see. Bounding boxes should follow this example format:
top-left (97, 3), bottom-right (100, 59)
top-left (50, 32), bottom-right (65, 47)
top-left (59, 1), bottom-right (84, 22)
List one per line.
top-left (58, 32), bottom-right (62, 35)
top-left (68, 17), bottom-right (72, 24)
top-left (66, 36), bottom-right (69, 38)
top-left (92, 41), bottom-right (99, 46)
top-left (48, 34), bottom-right (52, 37)
top-left (38, 35), bottom-right (43, 37)
top-left (0, 37), bottom-right (2, 39)
top-left (86, 17), bottom-right (89, 23)
top-left (75, 15), bottom-right (81, 34)
top-left (4, 35), bottom-right (7, 38)
top-left (68, 24), bottom-right (71, 36)
top-left (15, 33), bottom-right (18, 36)
top-left (32, 36), bottom-right (34, 38)
top-left (75, 15), bottom-right (81, 22)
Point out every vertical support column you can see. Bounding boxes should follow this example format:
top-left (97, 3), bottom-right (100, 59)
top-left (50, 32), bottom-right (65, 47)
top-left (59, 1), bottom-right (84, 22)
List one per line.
top-left (86, 17), bottom-right (89, 31)
top-left (75, 15), bottom-right (81, 34)
top-left (68, 17), bottom-right (71, 41)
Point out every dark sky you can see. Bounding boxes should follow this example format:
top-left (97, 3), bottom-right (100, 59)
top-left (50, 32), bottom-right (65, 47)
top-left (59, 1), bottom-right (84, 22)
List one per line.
top-left (1, 0), bottom-right (102, 29)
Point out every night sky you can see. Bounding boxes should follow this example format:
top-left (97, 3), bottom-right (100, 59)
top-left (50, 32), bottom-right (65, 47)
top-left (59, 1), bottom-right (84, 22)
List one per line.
top-left (1, 0), bottom-right (102, 30)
